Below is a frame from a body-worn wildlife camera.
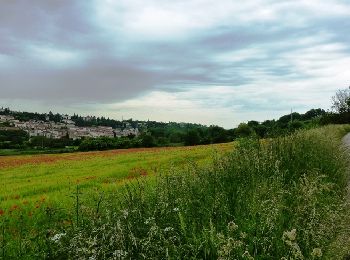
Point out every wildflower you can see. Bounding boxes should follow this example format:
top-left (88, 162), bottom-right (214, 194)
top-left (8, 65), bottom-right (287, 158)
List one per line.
top-left (0, 209), bottom-right (4, 216)
top-left (228, 221), bottom-right (238, 232)
top-left (51, 233), bottom-right (66, 243)
top-left (121, 209), bottom-right (128, 219)
top-left (173, 207), bottom-right (179, 212)
top-left (311, 248), bottom-right (322, 258)
top-left (217, 233), bottom-right (225, 241)
top-left (10, 204), bottom-right (19, 212)
top-left (144, 217), bottom-right (154, 225)
top-left (242, 250), bottom-right (254, 259)
top-left (282, 229), bottom-right (297, 241)
top-left (240, 232), bottom-right (247, 239)
top-left (114, 250), bottom-right (128, 258)
top-left (164, 227), bottom-right (174, 232)
top-left (229, 238), bottom-right (243, 249)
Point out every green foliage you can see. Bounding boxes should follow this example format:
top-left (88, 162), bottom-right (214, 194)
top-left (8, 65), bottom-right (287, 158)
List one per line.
top-left (0, 129), bottom-right (28, 149)
top-left (13, 111), bottom-right (47, 122)
top-left (28, 136), bottom-right (75, 149)
top-left (48, 111), bottom-right (62, 123)
top-left (78, 137), bottom-right (142, 151)
top-left (141, 133), bottom-right (156, 147)
top-left (1, 106), bottom-right (339, 155)
top-left (235, 108), bottom-right (329, 139)
top-left (288, 119), bottom-right (304, 131)
top-left (302, 108), bottom-right (326, 120)
top-left (332, 86), bottom-right (350, 113)
top-left (235, 123), bottom-right (254, 138)
top-left (184, 129), bottom-right (201, 146)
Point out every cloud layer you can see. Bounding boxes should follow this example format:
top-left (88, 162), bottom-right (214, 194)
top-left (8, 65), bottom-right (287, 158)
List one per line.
top-left (0, 0), bottom-right (349, 127)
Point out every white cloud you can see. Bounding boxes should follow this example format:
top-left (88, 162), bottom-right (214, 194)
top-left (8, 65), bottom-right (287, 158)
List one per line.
top-left (26, 45), bottom-right (85, 66)
top-left (93, 0), bottom-right (281, 40)
top-left (94, 0), bottom-right (350, 41)
top-left (106, 90), bottom-right (234, 127)
top-left (213, 48), bottom-right (268, 63)
top-left (0, 54), bottom-right (14, 68)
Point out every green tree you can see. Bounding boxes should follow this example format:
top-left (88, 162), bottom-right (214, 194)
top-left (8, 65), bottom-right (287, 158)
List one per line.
top-left (302, 108), bottom-right (326, 120)
top-left (141, 134), bottom-right (156, 147)
top-left (288, 120), bottom-right (304, 132)
top-left (235, 123), bottom-right (254, 138)
top-left (208, 125), bottom-right (227, 143)
top-left (332, 86), bottom-right (350, 113)
top-left (184, 129), bottom-right (200, 146)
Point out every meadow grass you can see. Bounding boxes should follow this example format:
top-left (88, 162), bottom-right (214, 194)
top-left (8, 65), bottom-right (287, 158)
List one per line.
top-left (0, 143), bottom-right (232, 210)
top-left (1, 126), bottom-right (350, 259)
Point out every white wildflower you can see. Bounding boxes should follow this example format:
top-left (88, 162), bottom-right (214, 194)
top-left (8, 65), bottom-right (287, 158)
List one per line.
top-left (228, 221), bottom-right (238, 232)
top-left (311, 248), bottom-right (322, 258)
top-left (282, 229), bottom-right (297, 241)
top-left (164, 227), bottom-right (174, 232)
top-left (121, 209), bottom-right (128, 219)
top-left (240, 232), bottom-right (247, 239)
top-left (144, 217), bottom-right (154, 225)
top-left (51, 233), bottom-right (66, 243)
top-left (173, 207), bottom-right (179, 212)
top-left (113, 250), bottom-right (128, 258)
top-left (242, 250), bottom-right (254, 259)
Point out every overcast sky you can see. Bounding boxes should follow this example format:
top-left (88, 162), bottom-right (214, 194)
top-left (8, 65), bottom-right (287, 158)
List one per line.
top-left (0, 0), bottom-right (349, 128)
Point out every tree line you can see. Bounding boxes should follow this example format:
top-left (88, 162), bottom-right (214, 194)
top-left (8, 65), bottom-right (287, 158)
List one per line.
top-left (1, 86), bottom-right (350, 152)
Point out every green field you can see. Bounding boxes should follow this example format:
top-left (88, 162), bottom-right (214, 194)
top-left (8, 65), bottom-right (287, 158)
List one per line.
top-left (1, 126), bottom-right (350, 259)
top-left (0, 143), bottom-right (233, 210)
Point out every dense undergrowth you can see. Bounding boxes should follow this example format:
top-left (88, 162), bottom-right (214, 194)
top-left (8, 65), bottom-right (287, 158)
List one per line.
top-left (1, 125), bottom-right (350, 259)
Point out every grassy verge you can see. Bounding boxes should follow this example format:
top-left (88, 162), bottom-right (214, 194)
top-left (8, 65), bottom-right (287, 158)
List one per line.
top-left (1, 125), bottom-right (350, 259)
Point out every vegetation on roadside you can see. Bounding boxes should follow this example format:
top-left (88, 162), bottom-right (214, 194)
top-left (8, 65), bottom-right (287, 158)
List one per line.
top-left (1, 125), bottom-right (349, 258)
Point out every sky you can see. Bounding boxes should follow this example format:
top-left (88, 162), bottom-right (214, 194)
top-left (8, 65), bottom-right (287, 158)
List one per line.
top-left (0, 0), bottom-right (349, 128)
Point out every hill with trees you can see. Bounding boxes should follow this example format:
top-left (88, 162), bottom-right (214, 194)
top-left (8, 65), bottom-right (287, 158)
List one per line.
top-left (1, 86), bottom-right (350, 153)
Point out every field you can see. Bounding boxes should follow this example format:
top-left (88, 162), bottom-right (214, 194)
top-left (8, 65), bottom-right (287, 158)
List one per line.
top-left (0, 143), bottom-right (233, 210)
top-left (1, 126), bottom-right (350, 259)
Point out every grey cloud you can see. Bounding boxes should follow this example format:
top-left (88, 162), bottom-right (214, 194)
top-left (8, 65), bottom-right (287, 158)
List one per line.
top-left (0, 0), bottom-right (95, 55)
top-left (0, 62), bottom-right (157, 103)
top-left (0, 0), bottom-right (349, 122)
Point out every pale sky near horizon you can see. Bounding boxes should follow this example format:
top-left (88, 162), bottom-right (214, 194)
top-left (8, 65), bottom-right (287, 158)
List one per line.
top-left (0, 0), bottom-right (349, 128)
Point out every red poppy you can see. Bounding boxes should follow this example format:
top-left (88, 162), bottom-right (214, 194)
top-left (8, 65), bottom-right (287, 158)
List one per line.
top-left (10, 204), bottom-right (19, 211)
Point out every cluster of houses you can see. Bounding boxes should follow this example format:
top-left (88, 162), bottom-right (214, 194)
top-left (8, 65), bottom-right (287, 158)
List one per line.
top-left (0, 114), bottom-right (140, 140)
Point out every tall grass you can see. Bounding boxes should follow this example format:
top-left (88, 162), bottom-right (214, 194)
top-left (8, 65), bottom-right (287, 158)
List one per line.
top-left (1, 125), bottom-right (350, 259)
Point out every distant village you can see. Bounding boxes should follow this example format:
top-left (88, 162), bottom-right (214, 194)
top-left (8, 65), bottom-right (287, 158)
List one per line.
top-left (0, 110), bottom-right (140, 140)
